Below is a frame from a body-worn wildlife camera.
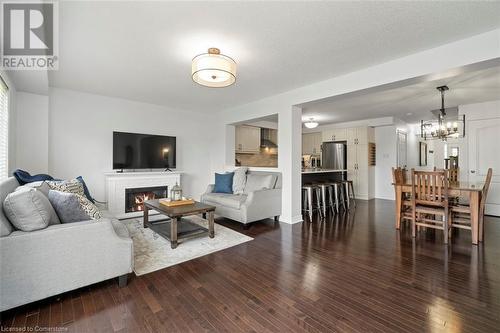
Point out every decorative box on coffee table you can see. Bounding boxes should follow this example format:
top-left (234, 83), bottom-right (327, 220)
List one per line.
top-left (143, 199), bottom-right (216, 249)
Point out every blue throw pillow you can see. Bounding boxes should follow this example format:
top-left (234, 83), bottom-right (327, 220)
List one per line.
top-left (214, 172), bottom-right (234, 194)
top-left (76, 176), bottom-right (95, 203)
top-left (13, 169), bottom-right (54, 186)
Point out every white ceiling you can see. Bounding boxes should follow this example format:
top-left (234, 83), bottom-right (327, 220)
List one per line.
top-left (300, 65), bottom-right (500, 125)
top-left (41, 1), bottom-right (500, 113)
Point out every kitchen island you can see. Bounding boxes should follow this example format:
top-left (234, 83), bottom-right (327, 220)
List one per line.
top-left (302, 168), bottom-right (347, 184)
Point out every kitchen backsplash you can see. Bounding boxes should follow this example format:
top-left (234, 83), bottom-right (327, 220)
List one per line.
top-left (236, 148), bottom-right (278, 167)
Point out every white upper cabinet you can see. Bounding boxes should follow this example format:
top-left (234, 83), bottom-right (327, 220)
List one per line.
top-left (302, 132), bottom-right (322, 155)
top-left (322, 128), bottom-right (347, 142)
top-left (346, 127), bottom-right (374, 145)
top-left (235, 125), bottom-right (261, 153)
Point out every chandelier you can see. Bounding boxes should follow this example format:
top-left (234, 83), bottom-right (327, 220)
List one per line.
top-left (420, 85), bottom-right (465, 141)
top-left (192, 48), bottom-right (236, 88)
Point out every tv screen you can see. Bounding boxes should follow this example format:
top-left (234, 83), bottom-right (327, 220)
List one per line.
top-left (113, 131), bottom-right (176, 170)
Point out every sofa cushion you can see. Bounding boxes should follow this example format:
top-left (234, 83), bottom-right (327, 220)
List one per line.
top-left (203, 193), bottom-right (247, 209)
top-left (12, 169), bottom-right (54, 185)
top-left (16, 181), bottom-right (50, 198)
top-left (15, 183), bottom-right (60, 225)
top-left (232, 167), bottom-right (248, 194)
top-left (244, 174), bottom-right (276, 193)
top-left (0, 177), bottom-right (19, 236)
top-left (3, 188), bottom-right (53, 232)
top-left (48, 190), bottom-right (102, 223)
top-left (46, 179), bottom-right (85, 197)
top-left (214, 172), bottom-right (234, 194)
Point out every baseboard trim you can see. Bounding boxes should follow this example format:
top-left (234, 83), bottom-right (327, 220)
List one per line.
top-left (279, 214), bottom-right (303, 224)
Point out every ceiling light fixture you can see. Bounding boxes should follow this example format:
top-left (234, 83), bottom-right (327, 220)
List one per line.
top-left (420, 85), bottom-right (465, 141)
top-left (192, 47), bottom-right (236, 88)
top-left (304, 118), bottom-right (319, 129)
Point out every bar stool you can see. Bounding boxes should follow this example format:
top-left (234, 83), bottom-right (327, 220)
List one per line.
top-left (342, 180), bottom-right (356, 209)
top-left (316, 183), bottom-right (334, 217)
top-left (319, 181), bottom-right (346, 214)
top-left (302, 184), bottom-right (322, 221)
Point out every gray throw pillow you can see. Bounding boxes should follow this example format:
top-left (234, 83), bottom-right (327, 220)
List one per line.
top-left (232, 167), bottom-right (248, 194)
top-left (15, 182), bottom-right (60, 225)
top-left (244, 174), bottom-right (275, 193)
top-left (16, 181), bottom-right (51, 197)
top-left (3, 188), bottom-right (53, 231)
top-left (48, 190), bottom-right (102, 223)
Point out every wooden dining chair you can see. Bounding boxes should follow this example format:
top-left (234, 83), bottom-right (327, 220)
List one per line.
top-left (411, 169), bottom-right (450, 244)
top-left (392, 167), bottom-right (413, 226)
top-left (433, 166), bottom-right (459, 183)
top-left (450, 168), bottom-right (493, 242)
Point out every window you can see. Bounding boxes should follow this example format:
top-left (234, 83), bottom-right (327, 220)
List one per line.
top-left (0, 75), bottom-right (8, 181)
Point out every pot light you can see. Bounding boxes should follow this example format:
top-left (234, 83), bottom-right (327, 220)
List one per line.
top-left (304, 118), bottom-right (319, 129)
top-left (192, 48), bottom-right (236, 88)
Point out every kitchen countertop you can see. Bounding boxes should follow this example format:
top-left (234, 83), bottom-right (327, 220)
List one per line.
top-left (302, 168), bottom-right (347, 174)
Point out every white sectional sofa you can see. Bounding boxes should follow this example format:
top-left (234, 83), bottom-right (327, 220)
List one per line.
top-left (0, 177), bottom-right (133, 312)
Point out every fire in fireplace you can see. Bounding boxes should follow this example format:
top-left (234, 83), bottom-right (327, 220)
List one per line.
top-left (125, 186), bottom-right (168, 213)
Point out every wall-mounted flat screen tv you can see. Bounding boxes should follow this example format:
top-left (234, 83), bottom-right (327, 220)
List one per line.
top-left (113, 131), bottom-right (176, 170)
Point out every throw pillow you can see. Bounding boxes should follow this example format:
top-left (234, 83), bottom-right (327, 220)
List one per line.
top-left (15, 183), bottom-right (60, 225)
top-left (76, 176), bottom-right (95, 203)
top-left (214, 172), bottom-right (234, 194)
top-left (13, 169), bottom-right (54, 185)
top-left (3, 188), bottom-right (53, 231)
top-left (46, 179), bottom-right (85, 197)
top-left (16, 181), bottom-right (51, 197)
top-left (232, 167), bottom-right (248, 194)
top-left (48, 190), bottom-right (102, 223)
top-left (244, 174), bottom-right (275, 193)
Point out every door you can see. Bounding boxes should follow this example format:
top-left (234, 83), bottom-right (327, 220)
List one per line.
top-left (468, 118), bottom-right (500, 216)
top-left (396, 130), bottom-right (407, 168)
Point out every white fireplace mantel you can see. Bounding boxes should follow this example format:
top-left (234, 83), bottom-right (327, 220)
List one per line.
top-left (104, 171), bottom-right (182, 219)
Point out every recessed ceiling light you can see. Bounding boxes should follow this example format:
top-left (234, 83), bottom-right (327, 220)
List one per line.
top-left (406, 112), bottom-right (413, 116)
top-left (192, 47), bottom-right (236, 88)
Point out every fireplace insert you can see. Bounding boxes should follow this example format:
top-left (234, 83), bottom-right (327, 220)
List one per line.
top-left (125, 186), bottom-right (168, 213)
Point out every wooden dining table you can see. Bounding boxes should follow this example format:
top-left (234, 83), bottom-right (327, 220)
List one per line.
top-left (394, 180), bottom-right (484, 245)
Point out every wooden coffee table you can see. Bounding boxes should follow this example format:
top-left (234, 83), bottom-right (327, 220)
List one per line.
top-left (143, 200), bottom-right (216, 249)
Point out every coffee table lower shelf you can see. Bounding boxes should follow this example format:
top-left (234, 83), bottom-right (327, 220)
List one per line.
top-left (145, 218), bottom-right (208, 243)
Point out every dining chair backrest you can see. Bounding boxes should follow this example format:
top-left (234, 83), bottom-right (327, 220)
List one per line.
top-left (480, 168), bottom-right (493, 215)
top-left (433, 167), bottom-right (459, 183)
top-left (392, 167), bottom-right (405, 185)
top-left (411, 169), bottom-right (449, 207)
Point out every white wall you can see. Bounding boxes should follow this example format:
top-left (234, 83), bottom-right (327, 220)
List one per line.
top-left (16, 92), bottom-right (49, 174)
top-left (374, 126), bottom-right (397, 200)
top-left (48, 88), bottom-right (214, 201)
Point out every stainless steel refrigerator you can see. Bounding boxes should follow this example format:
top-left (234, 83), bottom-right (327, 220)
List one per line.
top-left (322, 141), bottom-right (347, 170)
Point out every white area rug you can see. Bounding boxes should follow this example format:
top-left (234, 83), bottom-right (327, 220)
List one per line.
top-left (122, 216), bottom-right (253, 276)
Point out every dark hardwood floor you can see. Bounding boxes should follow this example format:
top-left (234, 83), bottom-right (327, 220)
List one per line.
top-left (2, 199), bottom-right (500, 332)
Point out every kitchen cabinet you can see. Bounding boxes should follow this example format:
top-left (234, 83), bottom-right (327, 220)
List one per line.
top-left (302, 132), bottom-right (322, 155)
top-left (347, 127), bottom-right (374, 145)
top-left (235, 125), bottom-right (261, 153)
top-left (322, 128), bottom-right (347, 142)
top-left (345, 126), bottom-right (375, 200)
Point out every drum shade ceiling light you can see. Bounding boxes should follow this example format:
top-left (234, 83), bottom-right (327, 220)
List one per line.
top-left (192, 48), bottom-right (236, 88)
top-left (304, 118), bottom-right (319, 129)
